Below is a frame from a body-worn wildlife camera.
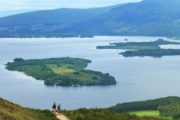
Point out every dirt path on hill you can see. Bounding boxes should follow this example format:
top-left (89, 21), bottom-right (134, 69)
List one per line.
top-left (53, 111), bottom-right (69, 120)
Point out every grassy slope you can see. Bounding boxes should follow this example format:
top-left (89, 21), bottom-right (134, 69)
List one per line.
top-left (1, 97), bottom-right (179, 120)
top-left (0, 98), bottom-right (166, 120)
top-left (110, 97), bottom-right (180, 120)
top-left (64, 108), bottom-right (164, 120)
top-left (130, 111), bottom-right (172, 120)
top-left (130, 110), bottom-right (161, 117)
top-left (0, 98), bottom-right (57, 120)
top-left (47, 64), bottom-right (102, 84)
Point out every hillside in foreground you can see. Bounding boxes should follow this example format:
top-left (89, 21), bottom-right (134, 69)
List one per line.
top-left (1, 96), bottom-right (180, 120)
top-left (64, 108), bottom-right (164, 120)
top-left (0, 98), bottom-right (57, 120)
top-left (0, 97), bottom-right (164, 120)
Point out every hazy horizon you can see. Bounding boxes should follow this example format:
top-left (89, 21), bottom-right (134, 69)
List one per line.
top-left (0, 0), bottom-right (142, 11)
top-left (0, 0), bottom-right (142, 18)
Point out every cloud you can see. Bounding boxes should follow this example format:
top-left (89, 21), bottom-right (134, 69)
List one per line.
top-left (0, 0), bottom-right (142, 11)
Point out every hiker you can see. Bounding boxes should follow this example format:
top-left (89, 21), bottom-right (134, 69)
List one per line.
top-left (57, 104), bottom-right (61, 111)
top-left (52, 102), bottom-right (56, 111)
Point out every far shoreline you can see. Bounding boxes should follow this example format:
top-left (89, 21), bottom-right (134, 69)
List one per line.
top-left (0, 35), bottom-right (165, 39)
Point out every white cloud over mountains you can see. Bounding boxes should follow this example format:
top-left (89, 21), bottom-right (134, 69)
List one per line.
top-left (0, 0), bottom-right (141, 11)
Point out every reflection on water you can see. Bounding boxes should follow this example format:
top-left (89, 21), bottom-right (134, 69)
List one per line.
top-left (0, 36), bottom-right (180, 110)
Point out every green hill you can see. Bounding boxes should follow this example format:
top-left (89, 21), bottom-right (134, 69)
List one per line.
top-left (64, 108), bottom-right (164, 120)
top-left (0, 98), bottom-right (57, 120)
top-left (1, 97), bottom-right (180, 120)
top-left (1, 0), bottom-right (180, 37)
top-left (110, 96), bottom-right (180, 120)
top-left (0, 98), bottom-right (162, 120)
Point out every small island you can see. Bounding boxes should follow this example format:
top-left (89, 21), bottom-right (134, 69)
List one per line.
top-left (97, 39), bottom-right (180, 57)
top-left (120, 49), bottom-right (180, 57)
top-left (6, 57), bottom-right (116, 86)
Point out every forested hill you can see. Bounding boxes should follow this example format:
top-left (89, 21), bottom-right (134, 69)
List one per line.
top-left (1, 0), bottom-right (180, 37)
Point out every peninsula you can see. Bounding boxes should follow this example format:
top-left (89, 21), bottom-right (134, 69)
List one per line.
top-left (97, 39), bottom-right (180, 57)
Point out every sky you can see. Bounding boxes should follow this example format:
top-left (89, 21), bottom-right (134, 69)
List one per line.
top-left (0, 0), bottom-right (142, 11)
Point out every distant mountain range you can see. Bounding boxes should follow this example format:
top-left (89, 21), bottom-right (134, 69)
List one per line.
top-left (0, 0), bottom-right (180, 37)
top-left (0, 9), bottom-right (35, 18)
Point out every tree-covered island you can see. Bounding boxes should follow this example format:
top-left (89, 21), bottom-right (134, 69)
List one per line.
top-left (97, 39), bottom-right (180, 57)
top-left (6, 57), bottom-right (116, 86)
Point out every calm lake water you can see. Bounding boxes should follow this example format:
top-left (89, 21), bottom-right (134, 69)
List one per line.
top-left (0, 36), bottom-right (180, 110)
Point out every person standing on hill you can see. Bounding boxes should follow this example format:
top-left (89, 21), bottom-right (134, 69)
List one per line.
top-left (52, 102), bottom-right (56, 111)
top-left (57, 104), bottom-right (61, 111)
